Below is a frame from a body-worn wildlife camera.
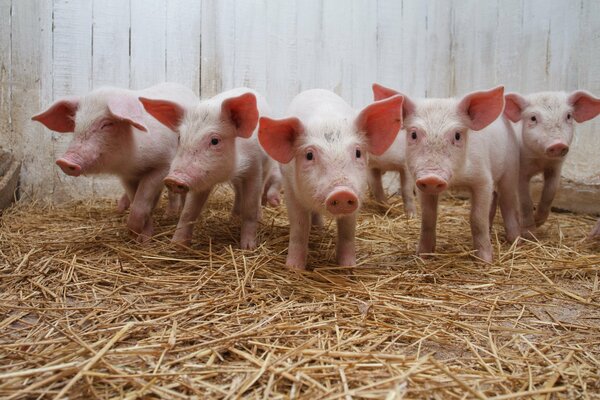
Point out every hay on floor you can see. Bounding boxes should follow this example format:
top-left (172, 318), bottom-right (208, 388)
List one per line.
top-left (0, 186), bottom-right (599, 399)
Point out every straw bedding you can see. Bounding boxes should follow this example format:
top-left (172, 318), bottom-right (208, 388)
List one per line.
top-left (0, 185), bottom-right (599, 399)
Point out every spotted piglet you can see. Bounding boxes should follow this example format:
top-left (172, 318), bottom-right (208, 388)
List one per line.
top-left (373, 84), bottom-right (521, 263)
top-left (140, 88), bottom-right (280, 249)
top-left (258, 89), bottom-right (403, 269)
top-left (32, 83), bottom-right (198, 241)
top-left (504, 91), bottom-right (600, 237)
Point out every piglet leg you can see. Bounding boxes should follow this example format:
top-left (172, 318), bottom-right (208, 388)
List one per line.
top-left (240, 171), bottom-right (262, 250)
top-left (127, 171), bottom-right (164, 243)
top-left (399, 167), bottom-right (416, 218)
top-left (417, 193), bottom-right (438, 256)
top-left (336, 214), bottom-right (357, 266)
top-left (535, 167), bottom-right (561, 227)
top-left (166, 191), bottom-right (184, 217)
top-left (285, 189), bottom-right (311, 270)
top-left (519, 173), bottom-right (536, 238)
top-left (588, 219), bottom-right (600, 239)
top-left (470, 186), bottom-right (494, 263)
top-left (117, 193), bottom-right (131, 213)
top-left (172, 189), bottom-right (211, 246)
top-left (368, 168), bottom-right (387, 205)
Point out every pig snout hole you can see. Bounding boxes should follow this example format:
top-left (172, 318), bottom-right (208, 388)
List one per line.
top-left (56, 159), bottom-right (82, 177)
top-left (416, 175), bottom-right (448, 195)
top-left (164, 177), bottom-right (189, 194)
top-left (545, 142), bottom-right (569, 158)
top-left (326, 189), bottom-right (359, 215)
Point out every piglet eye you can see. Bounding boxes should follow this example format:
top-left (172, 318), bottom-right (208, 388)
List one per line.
top-left (455, 132), bottom-right (461, 141)
top-left (101, 122), bottom-right (114, 129)
top-left (306, 151), bottom-right (314, 161)
top-left (355, 149), bottom-right (361, 158)
top-left (567, 113), bottom-right (572, 120)
top-left (210, 137), bottom-right (220, 146)
top-left (411, 131), bottom-right (417, 140)
top-left (530, 116), bottom-right (537, 122)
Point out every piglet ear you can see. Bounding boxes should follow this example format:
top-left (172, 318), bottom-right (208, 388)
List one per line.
top-left (222, 92), bottom-right (259, 138)
top-left (458, 86), bottom-right (505, 131)
top-left (372, 83), bottom-right (416, 119)
top-left (504, 93), bottom-right (528, 123)
top-left (258, 116), bottom-right (304, 164)
top-left (31, 97), bottom-right (80, 133)
top-left (107, 96), bottom-right (148, 132)
top-left (569, 91), bottom-right (600, 123)
top-left (139, 97), bottom-right (185, 132)
top-left (355, 94), bottom-right (403, 156)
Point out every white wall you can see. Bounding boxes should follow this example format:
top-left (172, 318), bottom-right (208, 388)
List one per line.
top-left (1, 0), bottom-right (599, 206)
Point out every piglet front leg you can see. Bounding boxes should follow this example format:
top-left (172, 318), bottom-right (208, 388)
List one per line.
top-left (519, 173), bottom-right (536, 238)
top-left (240, 172), bottom-right (262, 250)
top-left (470, 185), bottom-right (494, 263)
top-left (336, 214), bottom-right (357, 266)
top-left (399, 168), bottom-right (417, 218)
top-left (117, 193), bottom-right (131, 213)
top-left (534, 167), bottom-right (561, 227)
top-left (172, 189), bottom-right (211, 246)
top-left (166, 191), bottom-right (185, 217)
top-left (127, 171), bottom-right (164, 243)
top-left (285, 190), bottom-right (311, 270)
top-left (417, 193), bottom-right (438, 256)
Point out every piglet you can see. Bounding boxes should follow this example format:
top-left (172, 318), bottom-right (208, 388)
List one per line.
top-left (504, 91), bottom-right (600, 237)
top-left (32, 83), bottom-right (198, 241)
top-left (368, 84), bottom-right (417, 217)
top-left (139, 88), bottom-right (279, 249)
top-left (373, 84), bottom-right (521, 263)
top-left (589, 219), bottom-right (600, 240)
top-left (258, 89), bottom-right (403, 269)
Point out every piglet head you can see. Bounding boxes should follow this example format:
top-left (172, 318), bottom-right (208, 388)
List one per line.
top-left (259, 94), bottom-right (402, 217)
top-left (505, 90), bottom-right (600, 160)
top-left (374, 84), bottom-right (504, 195)
top-left (141, 92), bottom-right (259, 193)
top-left (33, 92), bottom-right (148, 176)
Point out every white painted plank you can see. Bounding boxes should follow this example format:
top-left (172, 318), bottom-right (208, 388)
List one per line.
top-left (399, 0), bottom-right (428, 98)
top-left (494, 0), bottom-right (523, 93)
top-left (52, 0), bottom-right (94, 200)
top-left (200, 0), bottom-right (220, 98)
top-left (213, 0), bottom-right (236, 93)
top-left (425, 0), bottom-right (452, 97)
top-left (295, 0), bottom-right (321, 95)
top-left (166, 0), bottom-right (201, 95)
top-left (375, 0), bottom-right (403, 92)
top-left (91, 0), bottom-right (130, 89)
top-left (11, 0), bottom-right (53, 199)
top-left (265, 1), bottom-right (297, 115)
top-left (130, 0), bottom-right (166, 90)
top-left (0, 0), bottom-right (12, 147)
top-left (234, 0), bottom-right (267, 99)
top-left (350, 0), bottom-right (377, 108)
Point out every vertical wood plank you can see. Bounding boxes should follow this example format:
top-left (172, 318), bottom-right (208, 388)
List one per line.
top-left (130, 0), bottom-right (166, 90)
top-left (399, 0), bottom-right (428, 98)
top-left (494, 0), bottom-right (523, 93)
top-left (11, 0), bottom-right (53, 198)
top-left (425, 0), bottom-right (453, 97)
top-left (92, 0), bottom-right (130, 89)
top-left (266, 0), bottom-right (297, 115)
top-left (200, 0), bottom-right (220, 98)
top-left (350, 0), bottom-right (377, 108)
top-left (295, 0), bottom-right (321, 95)
top-left (0, 0), bottom-right (12, 147)
top-left (52, 0), bottom-right (94, 200)
top-left (233, 0), bottom-right (267, 96)
top-left (166, 0), bottom-right (201, 95)
top-left (375, 0), bottom-right (403, 91)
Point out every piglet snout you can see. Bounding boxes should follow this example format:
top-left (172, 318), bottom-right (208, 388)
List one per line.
top-left (326, 188), bottom-right (359, 215)
top-left (416, 174), bottom-right (448, 195)
top-left (56, 158), bottom-right (82, 177)
top-left (164, 176), bottom-right (190, 194)
top-left (545, 141), bottom-right (569, 158)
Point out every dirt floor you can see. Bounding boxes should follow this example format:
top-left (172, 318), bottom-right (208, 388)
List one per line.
top-left (0, 187), bottom-right (599, 399)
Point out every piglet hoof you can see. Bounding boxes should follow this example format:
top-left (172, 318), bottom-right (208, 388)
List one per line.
top-left (267, 193), bottom-right (281, 207)
top-left (116, 194), bottom-right (131, 213)
top-left (473, 249), bottom-right (493, 264)
top-left (405, 208), bottom-right (417, 219)
top-left (520, 226), bottom-right (537, 241)
top-left (337, 253), bottom-right (356, 267)
top-left (240, 237), bottom-right (257, 250)
top-left (534, 211), bottom-right (550, 227)
top-left (285, 254), bottom-right (307, 270)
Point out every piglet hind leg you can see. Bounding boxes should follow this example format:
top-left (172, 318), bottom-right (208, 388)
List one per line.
top-left (117, 193), bottom-right (131, 213)
top-left (336, 214), bottom-right (357, 266)
top-left (534, 167), bottom-right (561, 228)
top-left (417, 193), bottom-right (439, 257)
top-left (519, 173), bottom-right (537, 239)
top-left (172, 189), bottom-right (211, 246)
top-left (285, 190), bottom-right (311, 270)
top-left (127, 172), bottom-right (164, 243)
top-left (239, 172), bottom-right (262, 250)
top-left (368, 168), bottom-right (387, 207)
top-left (470, 186), bottom-right (494, 263)
top-left (497, 177), bottom-right (521, 244)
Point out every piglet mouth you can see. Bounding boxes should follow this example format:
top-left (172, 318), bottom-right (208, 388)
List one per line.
top-left (56, 158), bottom-right (83, 177)
top-left (164, 175), bottom-right (191, 193)
top-left (325, 187), bottom-right (360, 216)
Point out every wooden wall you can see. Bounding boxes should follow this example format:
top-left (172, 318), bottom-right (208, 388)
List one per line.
top-left (0, 0), bottom-right (599, 205)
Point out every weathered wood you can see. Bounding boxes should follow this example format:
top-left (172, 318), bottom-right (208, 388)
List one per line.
top-left (0, 151), bottom-right (20, 210)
